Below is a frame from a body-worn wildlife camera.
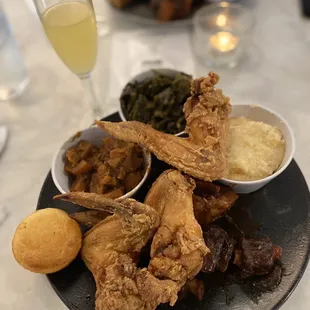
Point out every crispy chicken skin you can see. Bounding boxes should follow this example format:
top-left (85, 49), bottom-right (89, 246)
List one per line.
top-left (96, 72), bottom-right (231, 181)
top-left (144, 170), bottom-right (209, 288)
top-left (70, 210), bottom-right (110, 228)
top-left (183, 73), bottom-right (230, 149)
top-left (54, 193), bottom-right (179, 310)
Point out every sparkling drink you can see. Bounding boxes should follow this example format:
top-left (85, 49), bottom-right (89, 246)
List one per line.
top-left (42, 1), bottom-right (97, 77)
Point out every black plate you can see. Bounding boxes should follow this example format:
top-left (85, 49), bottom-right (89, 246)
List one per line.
top-left (37, 112), bottom-right (310, 310)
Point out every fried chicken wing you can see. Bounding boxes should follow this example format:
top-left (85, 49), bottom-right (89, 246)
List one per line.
top-left (183, 74), bottom-right (231, 148)
top-left (70, 210), bottom-right (110, 228)
top-left (96, 72), bottom-right (231, 181)
top-left (54, 192), bottom-right (179, 310)
top-left (144, 170), bottom-right (209, 289)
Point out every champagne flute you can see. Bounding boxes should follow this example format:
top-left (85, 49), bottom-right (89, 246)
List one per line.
top-left (90, 0), bottom-right (109, 37)
top-left (33, 0), bottom-right (102, 119)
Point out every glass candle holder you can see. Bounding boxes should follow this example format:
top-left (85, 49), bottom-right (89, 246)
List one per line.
top-left (192, 2), bottom-right (254, 69)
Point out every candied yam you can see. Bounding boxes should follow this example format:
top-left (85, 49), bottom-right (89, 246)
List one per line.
top-left (101, 175), bottom-right (118, 187)
top-left (102, 187), bottom-right (124, 199)
top-left (123, 171), bottom-right (143, 192)
top-left (124, 155), bottom-right (144, 173)
top-left (99, 146), bottom-right (111, 161)
top-left (71, 175), bottom-right (89, 192)
top-left (71, 160), bottom-right (93, 175)
top-left (101, 137), bottom-right (125, 156)
top-left (66, 147), bottom-right (80, 165)
top-left (97, 163), bottom-right (111, 177)
top-left (133, 144), bottom-right (144, 156)
top-left (114, 166), bottom-right (127, 180)
top-left (78, 140), bottom-right (93, 159)
top-left (102, 136), bottom-right (117, 149)
top-left (88, 150), bottom-right (102, 170)
top-left (107, 156), bottom-right (123, 169)
top-left (64, 163), bottom-right (75, 175)
top-left (89, 173), bottom-right (104, 194)
top-left (107, 148), bottom-right (129, 168)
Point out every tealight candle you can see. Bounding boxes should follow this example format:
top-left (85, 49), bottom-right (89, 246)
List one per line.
top-left (209, 31), bottom-right (239, 53)
top-left (193, 2), bottom-right (253, 68)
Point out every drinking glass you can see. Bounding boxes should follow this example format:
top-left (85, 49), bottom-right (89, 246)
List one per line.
top-left (0, 4), bottom-right (29, 101)
top-left (33, 0), bottom-right (103, 118)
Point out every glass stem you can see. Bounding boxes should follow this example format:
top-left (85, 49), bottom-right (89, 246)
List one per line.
top-left (80, 75), bottom-right (102, 120)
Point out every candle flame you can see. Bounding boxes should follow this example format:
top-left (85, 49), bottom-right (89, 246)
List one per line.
top-left (209, 31), bottom-right (239, 53)
top-left (216, 14), bottom-right (227, 27)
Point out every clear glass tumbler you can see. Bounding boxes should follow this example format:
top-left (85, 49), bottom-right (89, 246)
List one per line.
top-left (0, 5), bottom-right (29, 101)
top-left (192, 2), bottom-right (254, 69)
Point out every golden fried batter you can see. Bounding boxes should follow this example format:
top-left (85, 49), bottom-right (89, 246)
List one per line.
top-left (144, 170), bottom-right (209, 291)
top-left (54, 193), bottom-right (179, 310)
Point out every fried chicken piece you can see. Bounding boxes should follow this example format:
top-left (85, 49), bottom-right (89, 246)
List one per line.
top-left (194, 180), bottom-right (221, 196)
top-left (96, 72), bottom-right (231, 181)
top-left (70, 210), bottom-right (110, 228)
top-left (193, 181), bottom-right (238, 227)
top-left (55, 192), bottom-right (159, 271)
top-left (183, 74), bottom-right (231, 147)
top-left (94, 255), bottom-right (179, 310)
top-left (144, 170), bottom-right (209, 288)
top-left (54, 192), bottom-right (179, 310)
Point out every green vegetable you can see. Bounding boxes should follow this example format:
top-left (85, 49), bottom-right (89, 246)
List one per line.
top-left (120, 71), bottom-right (191, 134)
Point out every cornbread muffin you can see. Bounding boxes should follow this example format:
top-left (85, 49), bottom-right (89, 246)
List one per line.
top-left (227, 117), bottom-right (285, 181)
top-left (12, 208), bottom-right (82, 274)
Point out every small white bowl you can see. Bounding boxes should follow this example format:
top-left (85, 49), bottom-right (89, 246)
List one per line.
top-left (119, 68), bottom-right (189, 137)
top-left (51, 126), bottom-right (151, 198)
top-left (219, 104), bottom-right (295, 194)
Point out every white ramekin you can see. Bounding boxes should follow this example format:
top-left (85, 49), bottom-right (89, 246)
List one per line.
top-left (219, 104), bottom-right (296, 194)
top-left (51, 125), bottom-right (151, 198)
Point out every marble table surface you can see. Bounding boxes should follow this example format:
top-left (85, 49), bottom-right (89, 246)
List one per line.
top-left (0, 0), bottom-right (309, 309)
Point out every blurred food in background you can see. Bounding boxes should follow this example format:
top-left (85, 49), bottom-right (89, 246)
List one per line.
top-left (109, 0), bottom-right (135, 9)
top-left (107, 0), bottom-right (204, 21)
